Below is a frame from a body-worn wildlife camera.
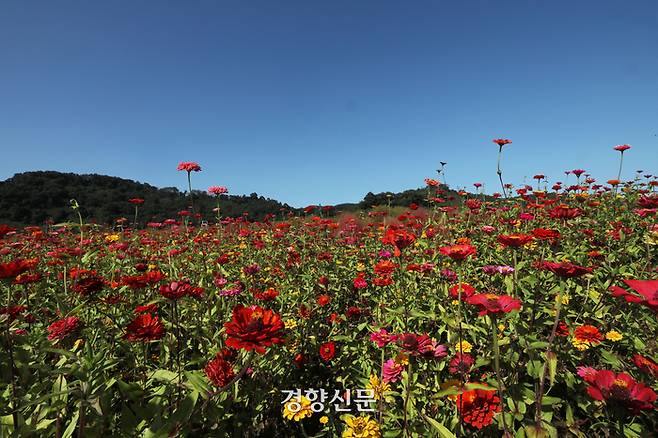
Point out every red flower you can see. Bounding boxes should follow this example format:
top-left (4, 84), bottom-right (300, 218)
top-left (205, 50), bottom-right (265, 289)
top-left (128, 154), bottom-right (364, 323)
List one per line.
top-left (556, 321), bottom-right (570, 337)
top-left (316, 294), bottom-right (331, 306)
top-left (204, 353), bottom-right (236, 387)
top-left (177, 162), bottom-right (202, 172)
top-left (532, 228), bottom-right (561, 241)
top-left (573, 324), bottom-right (603, 347)
top-left (456, 386), bottom-right (501, 429)
top-left (492, 138), bottom-right (512, 147)
top-left (424, 178), bottom-right (440, 187)
top-left (124, 313), bottom-right (165, 342)
top-left (254, 287), bottom-right (279, 301)
top-left (71, 274), bottom-right (105, 296)
top-left (0, 259), bottom-right (31, 279)
top-left (582, 370), bottom-right (656, 415)
top-left (47, 316), bottom-right (82, 341)
top-left (497, 234), bottom-right (534, 248)
top-left (449, 353), bottom-right (474, 374)
top-left (224, 305), bottom-right (285, 354)
top-left (122, 270), bottom-right (165, 289)
top-left (381, 228), bottom-right (416, 256)
top-left (374, 260), bottom-right (397, 276)
top-left (159, 280), bottom-right (193, 300)
top-left (128, 198), bottom-right (145, 204)
top-left (440, 244), bottom-right (477, 261)
top-left (0, 224), bottom-right (16, 238)
top-left (633, 354), bottom-right (658, 379)
top-left (466, 294), bottom-right (521, 316)
top-left (540, 261), bottom-right (592, 278)
top-left (449, 283), bottom-right (476, 300)
top-left (208, 186), bottom-right (228, 195)
top-left (549, 205), bottom-right (583, 220)
top-left (610, 280), bottom-right (658, 313)
top-left (319, 341), bottom-right (336, 361)
top-left (614, 144), bottom-right (631, 152)
top-left (134, 303), bottom-right (158, 314)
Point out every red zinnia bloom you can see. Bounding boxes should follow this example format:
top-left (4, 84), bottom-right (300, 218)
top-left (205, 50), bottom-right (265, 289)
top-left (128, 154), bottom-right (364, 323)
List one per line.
top-left (449, 353), bottom-right (474, 374)
top-left (128, 198), bottom-right (145, 204)
top-left (224, 304), bottom-right (285, 354)
top-left (134, 303), bottom-right (158, 314)
top-left (532, 228), bottom-right (561, 241)
top-left (540, 261), bottom-right (592, 278)
top-left (610, 280), bottom-right (658, 313)
top-left (381, 228), bottom-right (416, 256)
top-left (456, 386), bottom-right (501, 429)
top-left (397, 333), bottom-right (432, 356)
top-left (549, 205), bottom-right (582, 220)
top-left (492, 138), bottom-right (512, 147)
top-left (47, 316), bottom-right (82, 341)
top-left (633, 354), bottom-right (658, 379)
top-left (614, 144), bottom-right (631, 152)
top-left (124, 313), bottom-right (165, 342)
top-left (319, 341), bottom-right (336, 362)
top-left (177, 161), bottom-right (202, 172)
top-left (0, 259), bottom-right (31, 279)
top-left (204, 353), bottom-right (236, 387)
top-left (424, 178), bottom-right (440, 187)
top-left (497, 234), bottom-right (534, 248)
top-left (582, 370), bottom-right (656, 415)
top-left (573, 324), bottom-right (603, 348)
top-left (159, 280), bottom-right (193, 300)
top-left (556, 321), bottom-right (570, 337)
top-left (316, 294), bottom-right (331, 306)
top-left (440, 244), bottom-right (477, 261)
top-left (71, 274), bottom-right (105, 296)
top-left (466, 294), bottom-right (521, 316)
top-left (374, 260), bottom-right (398, 276)
top-left (0, 224), bottom-right (17, 238)
top-left (448, 283), bottom-right (476, 300)
top-left (208, 186), bottom-right (228, 195)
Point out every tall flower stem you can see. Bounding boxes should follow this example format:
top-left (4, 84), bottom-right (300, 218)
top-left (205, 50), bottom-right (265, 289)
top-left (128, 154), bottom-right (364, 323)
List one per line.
top-left (497, 145), bottom-right (507, 198)
top-left (617, 151), bottom-right (625, 182)
top-left (535, 280), bottom-right (565, 429)
top-left (187, 171), bottom-right (194, 214)
top-left (491, 315), bottom-right (510, 436)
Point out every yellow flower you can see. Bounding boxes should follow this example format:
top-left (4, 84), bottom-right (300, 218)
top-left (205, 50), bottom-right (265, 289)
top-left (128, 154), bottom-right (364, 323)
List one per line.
top-left (644, 231), bottom-right (658, 246)
top-left (356, 262), bottom-right (366, 272)
top-left (451, 299), bottom-right (460, 306)
top-left (283, 396), bottom-right (313, 421)
top-left (394, 352), bottom-right (409, 366)
top-left (366, 374), bottom-right (390, 401)
top-left (605, 330), bottom-right (623, 342)
top-left (455, 340), bottom-right (472, 353)
top-left (320, 416), bottom-right (329, 425)
top-left (105, 234), bottom-right (120, 243)
top-left (342, 415), bottom-right (381, 438)
top-left (556, 293), bottom-right (569, 305)
top-left (284, 319), bottom-right (298, 330)
top-left (498, 324), bottom-right (506, 332)
top-left (571, 338), bottom-right (591, 351)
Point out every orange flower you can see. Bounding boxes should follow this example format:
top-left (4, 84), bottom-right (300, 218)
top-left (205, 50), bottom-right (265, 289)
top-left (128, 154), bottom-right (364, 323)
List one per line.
top-left (456, 386), bottom-right (501, 429)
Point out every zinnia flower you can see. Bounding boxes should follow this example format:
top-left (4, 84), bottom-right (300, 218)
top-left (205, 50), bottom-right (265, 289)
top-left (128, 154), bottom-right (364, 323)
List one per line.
top-left (609, 280), bottom-right (658, 313)
top-left (342, 415), bottom-right (381, 438)
top-left (456, 386), bottom-right (501, 429)
top-left (633, 354), bottom-right (658, 379)
top-left (124, 313), bottom-right (165, 342)
top-left (177, 162), bottom-right (201, 172)
top-left (466, 294), bottom-right (521, 316)
top-left (208, 186), bottom-right (228, 195)
top-left (204, 353), bottom-right (236, 387)
top-left (47, 316), bottom-right (82, 341)
top-left (572, 325), bottom-right (603, 351)
top-left (440, 244), bottom-right (477, 261)
top-left (497, 234), bottom-right (534, 248)
top-left (366, 374), bottom-right (390, 401)
top-left (282, 395), bottom-right (313, 421)
top-left (540, 261), bottom-right (592, 278)
top-left (224, 304), bottom-right (285, 354)
top-left (582, 369), bottom-right (656, 414)
top-left (319, 341), bottom-right (336, 362)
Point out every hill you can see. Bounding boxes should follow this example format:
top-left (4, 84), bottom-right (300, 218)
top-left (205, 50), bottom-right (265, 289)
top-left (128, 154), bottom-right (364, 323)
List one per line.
top-left (0, 171), bottom-right (466, 226)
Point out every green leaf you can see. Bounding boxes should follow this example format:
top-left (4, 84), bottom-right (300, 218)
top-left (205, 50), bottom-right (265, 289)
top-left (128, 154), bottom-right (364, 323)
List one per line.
top-left (423, 414), bottom-right (456, 438)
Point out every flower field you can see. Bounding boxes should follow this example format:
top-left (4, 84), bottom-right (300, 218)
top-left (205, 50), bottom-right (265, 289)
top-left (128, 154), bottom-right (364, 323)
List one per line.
top-left (2, 147), bottom-right (658, 437)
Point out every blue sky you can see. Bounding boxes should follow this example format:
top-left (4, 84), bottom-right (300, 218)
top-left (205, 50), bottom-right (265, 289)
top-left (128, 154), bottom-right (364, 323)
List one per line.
top-left (1, 1), bottom-right (657, 207)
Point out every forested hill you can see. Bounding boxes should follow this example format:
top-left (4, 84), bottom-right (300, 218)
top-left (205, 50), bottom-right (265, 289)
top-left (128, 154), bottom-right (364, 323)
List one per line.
top-left (0, 171), bottom-right (295, 226)
top-left (0, 171), bottom-right (465, 226)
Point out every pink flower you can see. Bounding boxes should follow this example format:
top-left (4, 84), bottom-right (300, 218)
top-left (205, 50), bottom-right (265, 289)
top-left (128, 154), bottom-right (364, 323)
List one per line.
top-left (382, 358), bottom-right (405, 383)
top-left (177, 162), bottom-right (201, 172)
top-left (370, 329), bottom-right (397, 348)
top-left (208, 186), bottom-right (228, 195)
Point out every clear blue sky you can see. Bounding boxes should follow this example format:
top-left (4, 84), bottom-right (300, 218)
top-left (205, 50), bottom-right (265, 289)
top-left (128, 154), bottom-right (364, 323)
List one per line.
top-left (1, 1), bottom-right (657, 207)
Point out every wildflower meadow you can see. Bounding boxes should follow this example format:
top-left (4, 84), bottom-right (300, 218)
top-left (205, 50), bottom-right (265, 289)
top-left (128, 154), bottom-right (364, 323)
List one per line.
top-left (1, 142), bottom-right (658, 437)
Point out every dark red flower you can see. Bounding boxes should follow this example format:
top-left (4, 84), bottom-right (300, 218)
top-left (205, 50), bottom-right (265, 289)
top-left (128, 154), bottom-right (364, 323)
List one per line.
top-left (540, 261), bottom-right (592, 278)
top-left (532, 228), bottom-right (561, 241)
top-left (204, 353), bottom-right (236, 387)
top-left (449, 283), bottom-right (476, 300)
top-left (0, 259), bottom-right (31, 279)
top-left (582, 370), bottom-right (656, 415)
top-left (47, 316), bottom-right (82, 341)
top-left (466, 294), bottom-right (521, 316)
top-left (159, 280), bottom-right (193, 300)
top-left (134, 303), bottom-right (158, 314)
top-left (456, 386), bottom-right (501, 429)
top-left (316, 294), bottom-right (331, 306)
top-left (224, 305), bottom-right (285, 354)
top-left (556, 321), bottom-right (570, 337)
top-left (124, 313), bottom-right (165, 342)
top-left (71, 275), bottom-right (105, 296)
top-left (128, 198), bottom-right (145, 205)
top-left (0, 224), bottom-right (16, 238)
top-left (319, 341), bottom-right (336, 361)
top-left (449, 353), bottom-right (474, 374)
top-left (614, 144), bottom-right (631, 152)
top-left (497, 234), bottom-right (534, 248)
